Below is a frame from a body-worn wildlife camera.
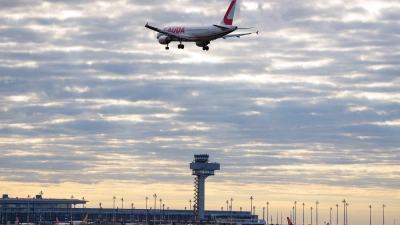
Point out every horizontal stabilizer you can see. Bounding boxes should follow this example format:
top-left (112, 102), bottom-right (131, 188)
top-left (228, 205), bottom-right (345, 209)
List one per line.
top-left (236, 27), bottom-right (255, 29)
top-left (222, 30), bottom-right (258, 39)
top-left (213, 24), bottom-right (230, 30)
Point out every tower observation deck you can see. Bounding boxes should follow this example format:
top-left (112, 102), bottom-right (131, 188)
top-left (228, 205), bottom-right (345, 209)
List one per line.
top-left (190, 154), bottom-right (220, 220)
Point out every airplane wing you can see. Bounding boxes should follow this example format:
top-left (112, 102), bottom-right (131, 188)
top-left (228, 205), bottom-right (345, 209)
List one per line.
top-left (222, 31), bottom-right (258, 39)
top-left (145, 23), bottom-right (193, 41)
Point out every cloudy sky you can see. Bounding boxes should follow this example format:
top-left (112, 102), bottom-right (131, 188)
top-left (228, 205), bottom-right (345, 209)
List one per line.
top-left (0, 0), bottom-right (399, 224)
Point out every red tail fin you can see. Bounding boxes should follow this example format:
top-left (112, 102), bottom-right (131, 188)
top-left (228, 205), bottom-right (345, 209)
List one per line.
top-left (16, 217), bottom-right (20, 223)
top-left (287, 217), bottom-right (294, 225)
top-left (220, 0), bottom-right (236, 25)
top-left (56, 217), bottom-right (59, 225)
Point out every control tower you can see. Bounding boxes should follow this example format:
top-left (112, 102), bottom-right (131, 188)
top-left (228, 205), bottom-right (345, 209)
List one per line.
top-left (190, 154), bottom-right (220, 220)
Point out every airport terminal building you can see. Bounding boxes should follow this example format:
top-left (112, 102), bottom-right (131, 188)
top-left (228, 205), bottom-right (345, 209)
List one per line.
top-left (0, 194), bottom-right (258, 225)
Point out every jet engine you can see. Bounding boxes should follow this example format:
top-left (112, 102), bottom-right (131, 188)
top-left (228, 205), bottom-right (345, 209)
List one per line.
top-left (195, 41), bottom-right (210, 47)
top-left (158, 36), bottom-right (172, 45)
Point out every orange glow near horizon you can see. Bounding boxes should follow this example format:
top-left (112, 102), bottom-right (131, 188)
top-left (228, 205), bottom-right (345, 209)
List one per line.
top-left (1, 180), bottom-right (399, 225)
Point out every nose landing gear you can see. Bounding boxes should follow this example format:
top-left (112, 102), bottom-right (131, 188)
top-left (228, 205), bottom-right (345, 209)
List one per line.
top-left (178, 44), bottom-right (185, 49)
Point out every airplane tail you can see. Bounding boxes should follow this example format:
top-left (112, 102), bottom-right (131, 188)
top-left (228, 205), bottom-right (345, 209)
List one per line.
top-left (287, 217), bottom-right (294, 225)
top-left (220, 0), bottom-right (237, 25)
top-left (81, 213), bottom-right (89, 225)
top-left (56, 217), bottom-right (59, 225)
top-left (16, 217), bottom-right (20, 223)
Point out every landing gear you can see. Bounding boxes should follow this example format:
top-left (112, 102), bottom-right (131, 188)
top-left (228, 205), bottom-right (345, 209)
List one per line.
top-left (178, 44), bottom-right (185, 49)
top-left (202, 41), bottom-right (210, 51)
top-left (165, 46), bottom-right (169, 50)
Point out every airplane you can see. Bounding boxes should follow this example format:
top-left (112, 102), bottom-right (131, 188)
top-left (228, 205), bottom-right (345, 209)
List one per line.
top-left (145, 0), bottom-right (258, 51)
top-left (70, 213), bottom-right (89, 225)
top-left (287, 217), bottom-right (293, 225)
top-left (56, 217), bottom-right (71, 225)
top-left (16, 217), bottom-right (34, 225)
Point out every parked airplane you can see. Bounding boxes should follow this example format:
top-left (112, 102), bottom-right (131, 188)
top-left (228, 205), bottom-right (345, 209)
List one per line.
top-left (16, 217), bottom-right (34, 225)
top-left (287, 217), bottom-right (293, 225)
top-left (56, 217), bottom-right (71, 225)
top-left (145, 0), bottom-right (258, 51)
top-left (70, 214), bottom-right (89, 225)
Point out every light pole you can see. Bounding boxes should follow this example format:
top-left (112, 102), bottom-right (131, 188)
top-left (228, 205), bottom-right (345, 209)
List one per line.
top-left (253, 206), bottom-right (256, 218)
top-left (38, 192), bottom-right (43, 225)
top-left (336, 204), bottom-right (338, 225)
top-left (230, 198), bottom-right (234, 224)
top-left (311, 207), bottom-right (313, 225)
top-left (97, 201), bottom-right (101, 220)
top-left (316, 201), bottom-right (319, 225)
top-left (153, 194), bottom-right (157, 225)
top-left (292, 207), bottom-right (295, 221)
top-left (229, 205), bottom-right (232, 225)
top-left (345, 203), bottom-right (349, 225)
top-left (189, 200), bottom-right (192, 211)
top-left (369, 205), bottom-right (372, 225)
top-left (342, 200), bottom-right (346, 225)
top-left (263, 207), bottom-right (265, 221)
top-left (122, 198), bottom-right (125, 223)
top-left (27, 195), bottom-right (31, 223)
top-left (82, 197), bottom-right (85, 208)
top-left (382, 204), bottom-right (386, 225)
top-left (99, 202), bottom-right (102, 221)
top-left (330, 207), bottom-right (332, 225)
top-left (159, 199), bottom-right (162, 225)
top-left (113, 196), bottom-right (116, 225)
top-left (267, 202), bottom-right (269, 225)
top-left (302, 203), bottom-right (305, 225)
top-left (131, 203), bottom-right (134, 223)
top-left (294, 201), bottom-right (297, 225)
top-left (70, 195), bottom-right (74, 222)
top-left (145, 197), bottom-right (149, 225)
top-left (226, 200), bottom-right (229, 214)
top-left (277, 211), bottom-right (278, 225)
top-left (250, 196), bottom-right (253, 225)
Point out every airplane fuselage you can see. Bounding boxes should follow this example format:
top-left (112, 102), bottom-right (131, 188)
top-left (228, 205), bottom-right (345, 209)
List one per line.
top-left (157, 25), bottom-right (237, 42)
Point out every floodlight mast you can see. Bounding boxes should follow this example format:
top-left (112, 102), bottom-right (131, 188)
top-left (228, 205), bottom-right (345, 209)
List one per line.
top-left (190, 154), bottom-right (220, 220)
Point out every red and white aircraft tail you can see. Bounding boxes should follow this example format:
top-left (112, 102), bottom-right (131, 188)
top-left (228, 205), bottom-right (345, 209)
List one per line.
top-left (221, 0), bottom-right (237, 25)
top-left (287, 217), bottom-right (294, 225)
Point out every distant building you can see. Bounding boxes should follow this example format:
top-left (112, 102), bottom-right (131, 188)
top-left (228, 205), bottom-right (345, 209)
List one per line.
top-left (1, 194), bottom-right (257, 225)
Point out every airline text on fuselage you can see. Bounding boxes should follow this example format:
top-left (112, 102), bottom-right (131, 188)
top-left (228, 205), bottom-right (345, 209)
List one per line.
top-left (164, 27), bottom-right (185, 34)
